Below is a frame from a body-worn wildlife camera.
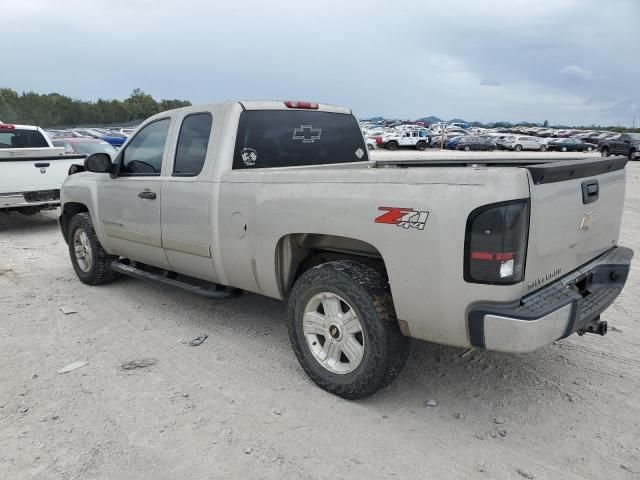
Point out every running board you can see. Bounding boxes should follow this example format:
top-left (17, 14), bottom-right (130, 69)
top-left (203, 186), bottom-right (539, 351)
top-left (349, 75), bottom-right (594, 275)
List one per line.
top-left (110, 261), bottom-right (241, 299)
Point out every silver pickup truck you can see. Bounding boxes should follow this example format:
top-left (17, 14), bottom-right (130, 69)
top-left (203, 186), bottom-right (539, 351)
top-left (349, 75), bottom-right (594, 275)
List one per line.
top-left (59, 101), bottom-right (633, 398)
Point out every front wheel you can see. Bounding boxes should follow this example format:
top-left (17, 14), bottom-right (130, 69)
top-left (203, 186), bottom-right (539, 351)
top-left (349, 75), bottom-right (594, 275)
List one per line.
top-left (514, 145), bottom-right (522, 152)
top-left (386, 142), bottom-right (398, 152)
top-left (630, 150), bottom-right (637, 161)
top-left (540, 145), bottom-right (547, 152)
top-left (601, 147), bottom-right (610, 157)
top-left (561, 146), bottom-right (568, 152)
top-left (416, 141), bottom-right (427, 151)
top-left (67, 212), bottom-right (118, 285)
top-left (463, 145), bottom-right (471, 151)
top-left (288, 261), bottom-right (410, 399)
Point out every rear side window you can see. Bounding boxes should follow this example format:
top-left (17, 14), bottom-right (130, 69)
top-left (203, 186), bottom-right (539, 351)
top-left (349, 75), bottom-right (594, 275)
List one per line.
top-left (233, 110), bottom-right (367, 169)
top-left (0, 129), bottom-right (49, 149)
top-left (173, 113), bottom-right (212, 176)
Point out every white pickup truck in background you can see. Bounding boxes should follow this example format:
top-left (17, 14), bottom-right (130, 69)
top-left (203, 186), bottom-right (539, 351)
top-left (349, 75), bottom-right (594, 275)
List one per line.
top-left (0, 123), bottom-right (84, 214)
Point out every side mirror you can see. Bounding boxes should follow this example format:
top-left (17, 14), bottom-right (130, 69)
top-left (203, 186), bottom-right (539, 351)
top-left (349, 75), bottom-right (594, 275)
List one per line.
top-left (84, 153), bottom-right (112, 173)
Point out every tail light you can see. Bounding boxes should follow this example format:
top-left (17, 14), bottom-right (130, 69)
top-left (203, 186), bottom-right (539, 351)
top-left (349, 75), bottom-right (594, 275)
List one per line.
top-left (464, 200), bottom-right (529, 284)
top-left (0, 124), bottom-right (16, 130)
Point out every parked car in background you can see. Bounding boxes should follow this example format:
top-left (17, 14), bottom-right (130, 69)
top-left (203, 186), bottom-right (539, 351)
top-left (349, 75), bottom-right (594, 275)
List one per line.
top-left (52, 137), bottom-right (118, 156)
top-left (100, 131), bottom-right (127, 147)
top-left (547, 138), bottom-right (595, 152)
top-left (380, 129), bottom-right (430, 151)
top-left (456, 136), bottom-right (496, 151)
top-left (0, 123), bottom-right (81, 214)
top-left (445, 136), bottom-right (464, 149)
top-left (599, 133), bottom-right (640, 160)
top-left (503, 135), bottom-right (546, 151)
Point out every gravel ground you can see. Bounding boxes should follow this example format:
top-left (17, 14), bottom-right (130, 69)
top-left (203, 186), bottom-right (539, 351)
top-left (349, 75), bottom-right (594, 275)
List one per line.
top-left (1, 154), bottom-right (639, 480)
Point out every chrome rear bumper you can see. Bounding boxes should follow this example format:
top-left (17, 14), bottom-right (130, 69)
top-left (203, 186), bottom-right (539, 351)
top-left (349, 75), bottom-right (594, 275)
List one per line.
top-left (467, 246), bottom-right (633, 353)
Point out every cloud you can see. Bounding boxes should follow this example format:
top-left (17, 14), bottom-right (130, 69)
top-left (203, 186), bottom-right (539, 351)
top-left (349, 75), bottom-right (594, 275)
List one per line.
top-left (559, 64), bottom-right (593, 82)
top-left (0, 0), bottom-right (639, 126)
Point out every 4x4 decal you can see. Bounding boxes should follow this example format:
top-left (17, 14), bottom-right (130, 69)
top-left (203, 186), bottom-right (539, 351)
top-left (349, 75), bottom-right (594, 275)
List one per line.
top-left (375, 207), bottom-right (430, 230)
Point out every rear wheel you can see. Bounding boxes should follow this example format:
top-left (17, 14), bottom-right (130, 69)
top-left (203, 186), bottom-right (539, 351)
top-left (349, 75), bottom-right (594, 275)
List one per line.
top-left (514, 145), bottom-right (522, 152)
top-left (367, 144), bottom-right (374, 151)
top-left (67, 212), bottom-right (118, 285)
top-left (630, 150), bottom-right (637, 161)
top-left (386, 141), bottom-right (398, 152)
top-left (561, 146), bottom-right (568, 152)
top-left (463, 145), bottom-right (471, 151)
top-left (587, 146), bottom-right (593, 152)
top-left (416, 141), bottom-right (427, 151)
top-left (601, 147), bottom-right (610, 157)
top-left (288, 261), bottom-right (410, 399)
top-left (540, 145), bottom-right (547, 152)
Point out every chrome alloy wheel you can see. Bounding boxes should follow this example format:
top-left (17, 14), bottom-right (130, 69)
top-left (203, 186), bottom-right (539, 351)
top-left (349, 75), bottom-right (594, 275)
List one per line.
top-left (73, 228), bottom-right (93, 273)
top-left (302, 292), bottom-right (365, 374)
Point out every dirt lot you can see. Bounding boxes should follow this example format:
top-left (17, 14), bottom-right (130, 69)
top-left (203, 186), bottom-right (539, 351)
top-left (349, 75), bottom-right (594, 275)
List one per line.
top-left (1, 154), bottom-right (639, 480)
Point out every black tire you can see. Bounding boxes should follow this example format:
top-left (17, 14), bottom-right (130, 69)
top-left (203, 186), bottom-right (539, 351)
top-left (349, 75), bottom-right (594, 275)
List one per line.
top-left (601, 147), bottom-right (610, 157)
top-left (540, 145), bottom-right (547, 152)
top-left (463, 145), bottom-right (471, 151)
top-left (416, 141), bottom-right (427, 151)
top-left (287, 261), bottom-right (410, 399)
top-left (514, 144), bottom-right (522, 152)
top-left (630, 150), bottom-right (637, 161)
top-left (67, 212), bottom-right (118, 285)
top-left (386, 141), bottom-right (398, 152)
top-left (561, 146), bottom-right (567, 152)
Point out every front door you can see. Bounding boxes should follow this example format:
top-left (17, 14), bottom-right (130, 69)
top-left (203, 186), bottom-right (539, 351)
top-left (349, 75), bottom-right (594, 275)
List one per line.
top-left (97, 118), bottom-right (172, 269)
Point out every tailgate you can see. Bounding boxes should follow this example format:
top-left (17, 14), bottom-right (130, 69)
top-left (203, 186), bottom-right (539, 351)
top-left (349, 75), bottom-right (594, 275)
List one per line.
top-left (523, 157), bottom-right (627, 292)
top-left (0, 150), bottom-right (84, 195)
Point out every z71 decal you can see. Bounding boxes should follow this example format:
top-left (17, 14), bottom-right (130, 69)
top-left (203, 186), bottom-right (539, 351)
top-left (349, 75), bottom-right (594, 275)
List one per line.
top-left (375, 207), bottom-right (430, 231)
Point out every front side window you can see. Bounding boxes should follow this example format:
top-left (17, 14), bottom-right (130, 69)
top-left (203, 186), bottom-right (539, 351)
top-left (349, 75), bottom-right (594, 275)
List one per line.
top-left (120, 119), bottom-right (170, 175)
top-left (173, 113), bottom-right (213, 176)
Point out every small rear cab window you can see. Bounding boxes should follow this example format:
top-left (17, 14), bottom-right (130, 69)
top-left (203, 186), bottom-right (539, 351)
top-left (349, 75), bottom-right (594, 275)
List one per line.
top-left (0, 129), bottom-right (49, 149)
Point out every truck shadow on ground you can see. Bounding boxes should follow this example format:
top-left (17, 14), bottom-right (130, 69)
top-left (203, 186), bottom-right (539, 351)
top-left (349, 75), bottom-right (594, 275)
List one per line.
top-left (110, 275), bottom-right (578, 411)
top-left (0, 210), bottom-right (60, 234)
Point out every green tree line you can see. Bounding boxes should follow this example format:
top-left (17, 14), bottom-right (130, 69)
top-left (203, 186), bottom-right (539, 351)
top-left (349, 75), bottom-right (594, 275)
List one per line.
top-left (0, 88), bottom-right (191, 127)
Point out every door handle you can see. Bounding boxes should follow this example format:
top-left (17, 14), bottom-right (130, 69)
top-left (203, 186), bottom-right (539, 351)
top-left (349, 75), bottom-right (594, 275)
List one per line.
top-left (138, 191), bottom-right (157, 200)
top-left (34, 162), bottom-right (50, 168)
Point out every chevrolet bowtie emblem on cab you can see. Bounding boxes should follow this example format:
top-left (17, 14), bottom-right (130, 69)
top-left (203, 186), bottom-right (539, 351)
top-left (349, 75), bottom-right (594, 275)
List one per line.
top-left (40, 167), bottom-right (47, 174)
top-left (580, 212), bottom-right (596, 231)
top-left (293, 125), bottom-right (321, 143)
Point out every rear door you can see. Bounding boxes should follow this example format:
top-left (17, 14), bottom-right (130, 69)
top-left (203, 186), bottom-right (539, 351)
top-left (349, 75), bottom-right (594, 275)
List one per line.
top-left (96, 118), bottom-right (172, 269)
top-left (161, 111), bottom-right (218, 282)
top-left (523, 158), bottom-right (626, 293)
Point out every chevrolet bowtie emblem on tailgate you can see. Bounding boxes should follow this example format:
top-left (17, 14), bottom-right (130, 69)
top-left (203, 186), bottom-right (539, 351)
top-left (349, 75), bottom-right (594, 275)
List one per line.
top-left (579, 212), bottom-right (596, 231)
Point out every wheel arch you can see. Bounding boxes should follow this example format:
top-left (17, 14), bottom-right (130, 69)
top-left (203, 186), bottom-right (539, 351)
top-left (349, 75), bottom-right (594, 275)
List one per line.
top-left (60, 202), bottom-right (89, 243)
top-left (275, 233), bottom-right (389, 298)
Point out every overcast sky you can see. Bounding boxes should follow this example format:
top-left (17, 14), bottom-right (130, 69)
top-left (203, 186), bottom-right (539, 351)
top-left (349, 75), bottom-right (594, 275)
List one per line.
top-left (3, 0), bottom-right (639, 126)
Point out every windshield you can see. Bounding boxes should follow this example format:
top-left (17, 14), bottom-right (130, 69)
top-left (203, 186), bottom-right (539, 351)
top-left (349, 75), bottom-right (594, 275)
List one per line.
top-left (233, 110), bottom-right (367, 169)
top-left (628, 133), bottom-right (640, 141)
top-left (73, 141), bottom-right (118, 155)
top-left (0, 129), bottom-right (49, 148)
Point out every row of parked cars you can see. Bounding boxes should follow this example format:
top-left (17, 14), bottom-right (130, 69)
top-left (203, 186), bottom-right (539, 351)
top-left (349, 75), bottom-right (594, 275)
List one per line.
top-left (46, 126), bottom-right (138, 148)
top-left (361, 122), bottom-right (639, 159)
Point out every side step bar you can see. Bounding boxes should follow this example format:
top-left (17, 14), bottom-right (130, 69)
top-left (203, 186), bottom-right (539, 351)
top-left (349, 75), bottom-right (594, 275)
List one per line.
top-left (110, 261), bottom-right (241, 300)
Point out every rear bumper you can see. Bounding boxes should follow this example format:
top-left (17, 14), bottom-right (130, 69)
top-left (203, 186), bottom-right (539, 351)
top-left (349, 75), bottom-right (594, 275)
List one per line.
top-left (467, 246), bottom-right (633, 353)
top-left (0, 189), bottom-right (60, 209)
